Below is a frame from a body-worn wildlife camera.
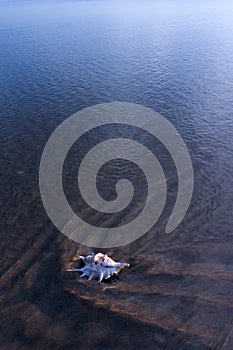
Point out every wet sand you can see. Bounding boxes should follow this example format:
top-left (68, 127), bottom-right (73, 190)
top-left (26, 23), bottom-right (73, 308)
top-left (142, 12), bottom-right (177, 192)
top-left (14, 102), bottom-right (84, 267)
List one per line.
top-left (1, 188), bottom-right (232, 349)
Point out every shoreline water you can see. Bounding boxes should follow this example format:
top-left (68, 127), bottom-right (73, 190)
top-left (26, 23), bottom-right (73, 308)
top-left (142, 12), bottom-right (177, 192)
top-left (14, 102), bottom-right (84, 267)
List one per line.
top-left (1, 1), bottom-right (233, 349)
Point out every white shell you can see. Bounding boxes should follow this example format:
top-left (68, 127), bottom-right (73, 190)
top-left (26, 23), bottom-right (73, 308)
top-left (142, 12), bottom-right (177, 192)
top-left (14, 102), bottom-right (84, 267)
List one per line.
top-left (66, 252), bottom-right (130, 282)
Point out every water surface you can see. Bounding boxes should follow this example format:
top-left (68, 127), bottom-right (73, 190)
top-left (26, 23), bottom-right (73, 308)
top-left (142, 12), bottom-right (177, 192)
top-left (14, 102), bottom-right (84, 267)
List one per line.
top-left (1, 1), bottom-right (233, 349)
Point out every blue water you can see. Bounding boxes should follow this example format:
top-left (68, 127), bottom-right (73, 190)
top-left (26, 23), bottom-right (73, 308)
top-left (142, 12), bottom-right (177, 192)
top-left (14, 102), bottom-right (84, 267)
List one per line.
top-left (1, 1), bottom-right (233, 349)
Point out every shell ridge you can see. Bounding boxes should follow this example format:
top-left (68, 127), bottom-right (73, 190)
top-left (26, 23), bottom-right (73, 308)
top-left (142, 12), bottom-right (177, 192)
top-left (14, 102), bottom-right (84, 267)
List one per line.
top-left (66, 252), bottom-right (130, 282)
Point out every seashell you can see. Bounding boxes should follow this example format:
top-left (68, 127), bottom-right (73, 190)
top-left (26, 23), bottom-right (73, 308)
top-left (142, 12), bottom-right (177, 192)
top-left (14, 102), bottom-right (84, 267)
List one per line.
top-left (66, 252), bottom-right (130, 282)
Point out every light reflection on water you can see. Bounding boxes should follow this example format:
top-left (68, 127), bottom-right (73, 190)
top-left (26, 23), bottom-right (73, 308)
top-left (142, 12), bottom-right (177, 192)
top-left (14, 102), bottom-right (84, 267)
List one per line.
top-left (0, 1), bottom-right (233, 349)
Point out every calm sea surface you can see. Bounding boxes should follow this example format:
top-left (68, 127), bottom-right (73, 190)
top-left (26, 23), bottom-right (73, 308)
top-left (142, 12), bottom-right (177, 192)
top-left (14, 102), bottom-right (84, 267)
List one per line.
top-left (1, 1), bottom-right (233, 349)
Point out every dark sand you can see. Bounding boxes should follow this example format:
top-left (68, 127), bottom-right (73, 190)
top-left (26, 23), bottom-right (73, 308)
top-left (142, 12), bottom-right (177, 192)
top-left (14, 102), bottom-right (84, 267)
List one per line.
top-left (1, 195), bottom-right (232, 349)
top-left (0, 119), bottom-right (233, 350)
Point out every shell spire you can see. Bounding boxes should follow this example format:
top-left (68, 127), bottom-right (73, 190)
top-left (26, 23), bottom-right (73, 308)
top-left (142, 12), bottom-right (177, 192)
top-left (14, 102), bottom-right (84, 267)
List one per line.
top-left (66, 252), bottom-right (130, 282)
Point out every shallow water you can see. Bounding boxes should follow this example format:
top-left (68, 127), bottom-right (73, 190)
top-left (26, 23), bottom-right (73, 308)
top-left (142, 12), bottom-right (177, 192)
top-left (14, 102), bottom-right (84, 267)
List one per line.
top-left (1, 1), bottom-right (233, 349)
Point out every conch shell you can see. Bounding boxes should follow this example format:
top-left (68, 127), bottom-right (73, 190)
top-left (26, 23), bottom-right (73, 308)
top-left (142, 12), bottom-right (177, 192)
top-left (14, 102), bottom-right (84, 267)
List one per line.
top-left (66, 252), bottom-right (130, 282)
